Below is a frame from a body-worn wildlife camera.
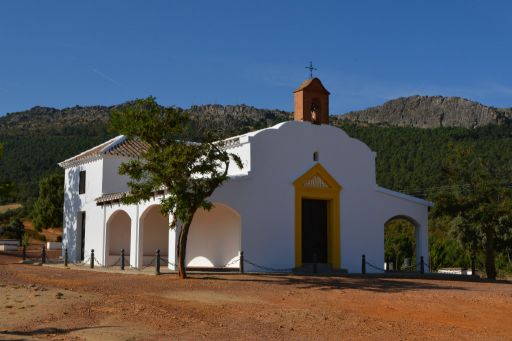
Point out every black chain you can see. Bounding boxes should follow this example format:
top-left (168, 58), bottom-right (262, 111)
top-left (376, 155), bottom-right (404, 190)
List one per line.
top-left (223, 256), bottom-right (240, 267)
top-left (128, 257), bottom-right (157, 271)
top-left (159, 257), bottom-right (176, 268)
top-left (243, 258), bottom-right (293, 273)
top-left (365, 261), bottom-right (386, 272)
top-left (93, 256), bottom-right (104, 267)
top-left (68, 256), bottom-right (90, 266)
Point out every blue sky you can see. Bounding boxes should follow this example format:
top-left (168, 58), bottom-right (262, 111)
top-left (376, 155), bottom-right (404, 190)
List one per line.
top-left (1, 1), bottom-right (511, 115)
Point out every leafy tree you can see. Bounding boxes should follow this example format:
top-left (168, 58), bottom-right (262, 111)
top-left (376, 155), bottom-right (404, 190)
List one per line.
top-left (0, 143), bottom-right (16, 201)
top-left (429, 234), bottom-right (469, 271)
top-left (433, 144), bottom-right (512, 279)
top-left (384, 219), bottom-right (415, 269)
top-left (110, 97), bottom-right (242, 279)
top-left (0, 218), bottom-right (25, 243)
top-left (32, 173), bottom-right (64, 231)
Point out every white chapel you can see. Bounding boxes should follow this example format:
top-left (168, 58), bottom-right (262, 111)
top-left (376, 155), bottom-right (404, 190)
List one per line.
top-left (59, 78), bottom-right (431, 273)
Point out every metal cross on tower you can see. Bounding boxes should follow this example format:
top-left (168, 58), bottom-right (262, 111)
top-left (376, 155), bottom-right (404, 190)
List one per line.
top-left (305, 61), bottom-right (317, 78)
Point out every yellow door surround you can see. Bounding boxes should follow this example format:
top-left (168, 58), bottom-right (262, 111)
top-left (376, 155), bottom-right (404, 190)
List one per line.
top-left (293, 163), bottom-right (342, 268)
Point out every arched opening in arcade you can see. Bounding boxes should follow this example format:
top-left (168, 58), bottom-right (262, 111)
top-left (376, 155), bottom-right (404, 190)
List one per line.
top-left (186, 202), bottom-right (241, 269)
top-left (106, 210), bottom-right (131, 266)
top-left (140, 205), bottom-right (169, 266)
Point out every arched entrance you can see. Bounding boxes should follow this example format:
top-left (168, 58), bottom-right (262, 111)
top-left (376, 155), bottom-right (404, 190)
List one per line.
top-left (384, 215), bottom-right (419, 272)
top-left (186, 203), bottom-right (241, 268)
top-left (106, 210), bottom-right (131, 266)
top-left (140, 205), bottom-right (169, 266)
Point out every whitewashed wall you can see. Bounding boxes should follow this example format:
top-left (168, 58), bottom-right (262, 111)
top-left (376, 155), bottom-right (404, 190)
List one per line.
top-left (62, 158), bottom-right (104, 262)
top-left (102, 156), bottom-right (132, 194)
top-left (209, 121), bottom-right (429, 273)
top-left (186, 203), bottom-right (241, 268)
top-left (62, 121), bottom-right (429, 273)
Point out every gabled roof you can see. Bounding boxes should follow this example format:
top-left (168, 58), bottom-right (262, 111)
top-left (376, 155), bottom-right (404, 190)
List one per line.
top-left (58, 135), bottom-right (149, 169)
top-left (293, 77), bottom-right (330, 94)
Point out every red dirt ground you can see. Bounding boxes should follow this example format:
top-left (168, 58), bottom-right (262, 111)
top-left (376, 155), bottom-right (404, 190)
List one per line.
top-left (1, 253), bottom-right (511, 341)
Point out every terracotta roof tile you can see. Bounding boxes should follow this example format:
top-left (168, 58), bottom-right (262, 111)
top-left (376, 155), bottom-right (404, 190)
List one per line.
top-left (58, 135), bottom-right (149, 168)
top-left (104, 139), bottom-right (149, 158)
top-left (95, 192), bottom-right (127, 204)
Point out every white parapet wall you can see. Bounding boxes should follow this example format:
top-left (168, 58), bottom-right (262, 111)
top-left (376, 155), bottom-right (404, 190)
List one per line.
top-left (0, 239), bottom-right (19, 251)
top-left (0, 244), bottom-right (18, 251)
top-left (438, 268), bottom-right (473, 276)
top-left (46, 242), bottom-right (63, 250)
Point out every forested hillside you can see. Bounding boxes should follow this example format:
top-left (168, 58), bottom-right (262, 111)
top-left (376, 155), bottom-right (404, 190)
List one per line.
top-left (2, 101), bottom-right (512, 205)
top-left (1, 100), bottom-right (512, 274)
top-left (337, 123), bottom-right (512, 197)
top-left (0, 103), bottom-right (291, 203)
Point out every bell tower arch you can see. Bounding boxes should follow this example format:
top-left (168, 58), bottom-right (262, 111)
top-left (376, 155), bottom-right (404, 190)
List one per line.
top-left (293, 78), bottom-right (330, 125)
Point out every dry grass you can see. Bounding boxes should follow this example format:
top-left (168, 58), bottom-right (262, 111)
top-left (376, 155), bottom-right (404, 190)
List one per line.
top-left (0, 203), bottom-right (22, 213)
top-left (21, 219), bottom-right (62, 243)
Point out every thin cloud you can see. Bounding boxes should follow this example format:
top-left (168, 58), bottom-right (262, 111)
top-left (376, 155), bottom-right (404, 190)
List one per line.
top-left (92, 68), bottom-right (121, 87)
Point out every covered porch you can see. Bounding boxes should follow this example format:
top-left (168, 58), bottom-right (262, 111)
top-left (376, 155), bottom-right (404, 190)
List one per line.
top-left (97, 194), bottom-right (242, 271)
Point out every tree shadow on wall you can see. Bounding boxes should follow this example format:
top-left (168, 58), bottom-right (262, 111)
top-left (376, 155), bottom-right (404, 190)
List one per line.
top-left (63, 167), bottom-right (83, 263)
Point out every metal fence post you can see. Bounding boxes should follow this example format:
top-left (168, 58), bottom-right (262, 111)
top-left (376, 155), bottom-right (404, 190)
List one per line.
top-left (239, 251), bottom-right (244, 274)
top-left (420, 256), bottom-right (424, 274)
top-left (362, 254), bottom-right (366, 274)
top-left (155, 249), bottom-right (160, 275)
top-left (64, 248), bottom-right (68, 267)
top-left (90, 249), bottom-right (94, 269)
top-left (121, 249), bottom-right (125, 270)
top-left (22, 245), bottom-right (26, 261)
top-left (41, 245), bottom-right (46, 264)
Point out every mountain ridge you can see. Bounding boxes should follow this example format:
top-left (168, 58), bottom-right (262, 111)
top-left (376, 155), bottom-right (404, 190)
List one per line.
top-left (338, 95), bottom-right (512, 128)
top-left (0, 103), bottom-right (291, 134)
top-left (2, 95), bottom-right (511, 131)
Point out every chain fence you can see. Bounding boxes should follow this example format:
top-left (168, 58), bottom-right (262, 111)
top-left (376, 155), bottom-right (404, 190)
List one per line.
top-left (223, 256), bottom-right (241, 267)
top-left (365, 261), bottom-right (387, 272)
top-left (366, 258), bottom-right (430, 274)
top-left (8, 246), bottom-right (445, 277)
top-left (243, 258), bottom-right (294, 273)
top-left (159, 256), bottom-right (176, 268)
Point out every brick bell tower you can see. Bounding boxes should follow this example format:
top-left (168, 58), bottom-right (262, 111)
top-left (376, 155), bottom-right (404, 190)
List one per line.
top-left (293, 77), bottom-right (330, 125)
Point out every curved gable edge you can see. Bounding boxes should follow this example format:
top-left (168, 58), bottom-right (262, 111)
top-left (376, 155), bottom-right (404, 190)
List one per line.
top-left (247, 121), bottom-right (375, 156)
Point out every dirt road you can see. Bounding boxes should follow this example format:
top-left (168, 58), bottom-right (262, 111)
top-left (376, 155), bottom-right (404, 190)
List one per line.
top-left (1, 254), bottom-right (511, 340)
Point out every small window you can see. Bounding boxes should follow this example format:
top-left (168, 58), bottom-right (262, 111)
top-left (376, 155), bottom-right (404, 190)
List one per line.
top-left (79, 171), bottom-right (86, 194)
top-left (313, 152), bottom-right (319, 162)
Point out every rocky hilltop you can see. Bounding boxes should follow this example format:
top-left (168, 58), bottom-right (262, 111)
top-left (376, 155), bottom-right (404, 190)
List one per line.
top-left (0, 105), bottom-right (112, 131)
top-left (2, 95), bottom-right (511, 132)
top-left (338, 96), bottom-right (512, 128)
top-left (0, 103), bottom-right (291, 135)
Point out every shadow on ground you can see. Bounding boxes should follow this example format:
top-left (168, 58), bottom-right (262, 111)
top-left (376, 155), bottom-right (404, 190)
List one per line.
top-left (192, 274), bottom-right (473, 292)
top-left (0, 326), bottom-right (118, 338)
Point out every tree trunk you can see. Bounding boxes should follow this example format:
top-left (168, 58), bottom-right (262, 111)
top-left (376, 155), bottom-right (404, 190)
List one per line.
top-left (485, 230), bottom-right (497, 280)
top-left (177, 221), bottom-right (191, 279)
